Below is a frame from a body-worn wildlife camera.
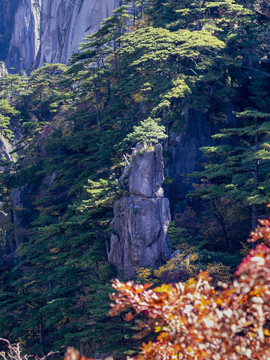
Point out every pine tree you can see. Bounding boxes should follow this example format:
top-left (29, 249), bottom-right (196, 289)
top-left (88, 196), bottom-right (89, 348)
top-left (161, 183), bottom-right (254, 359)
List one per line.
top-left (192, 110), bottom-right (270, 230)
top-left (124, 117), bottom-right (167, 146)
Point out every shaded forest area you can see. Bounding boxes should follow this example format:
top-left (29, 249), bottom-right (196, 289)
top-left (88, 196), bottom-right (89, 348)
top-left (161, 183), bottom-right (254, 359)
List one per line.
top-left (0, 0), bottom-right (270, 358)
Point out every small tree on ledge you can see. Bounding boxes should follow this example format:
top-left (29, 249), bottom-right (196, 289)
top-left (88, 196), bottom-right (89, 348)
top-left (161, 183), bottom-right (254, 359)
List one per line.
top-left (124, 117), bottom-right (167, 147)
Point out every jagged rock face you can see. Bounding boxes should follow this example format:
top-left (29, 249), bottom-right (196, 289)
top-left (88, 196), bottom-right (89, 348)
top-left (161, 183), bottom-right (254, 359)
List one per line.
top-left (129, 147), bottom-right (165, 198)
top-left (108, 144), bottom-right (171, 279)
top-left (165, 105), bottom-right (235, 212)
top-left (6, 0), bottom-right (120, 72)
top-left (0, 0), bottom-right (20, 62)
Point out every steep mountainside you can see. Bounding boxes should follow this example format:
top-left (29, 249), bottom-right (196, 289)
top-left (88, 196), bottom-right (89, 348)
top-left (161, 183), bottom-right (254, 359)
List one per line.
top-left (3, 0), bottom-right (119, 72)
top-left (1, 0), bottom-right (270, 357)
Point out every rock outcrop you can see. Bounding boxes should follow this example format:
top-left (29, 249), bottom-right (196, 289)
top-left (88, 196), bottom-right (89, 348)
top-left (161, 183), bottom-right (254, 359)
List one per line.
top-left (165, 103), bottom-right (236, 213)
top-left (108, 144), bottom-right (171, 279)
top-left (5, 0), bottom-right (120, 73)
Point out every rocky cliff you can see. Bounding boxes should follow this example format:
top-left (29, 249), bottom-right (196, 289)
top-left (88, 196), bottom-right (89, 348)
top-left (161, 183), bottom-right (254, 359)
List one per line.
top-left (108, 144), bottom-right (171, 279)
top-left (165, 108), bottom-right (215, 211)
top-left (165, 104), bottom-right (236, 213)
top-left (4, 0), bottom-right (119, 72)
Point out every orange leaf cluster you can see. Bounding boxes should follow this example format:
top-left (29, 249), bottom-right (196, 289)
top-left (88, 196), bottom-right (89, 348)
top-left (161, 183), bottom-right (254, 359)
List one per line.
top-left (64, 348), bottom-right (98, 360)
top-left (109, 216), bottom-right (270, 360)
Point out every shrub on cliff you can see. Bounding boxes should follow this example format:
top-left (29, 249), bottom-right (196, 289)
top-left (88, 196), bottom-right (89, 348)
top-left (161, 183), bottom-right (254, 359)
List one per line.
top-left (110, 207), bottom-right (270, 360)
top-left (124, 117), bottom-right (167, 146)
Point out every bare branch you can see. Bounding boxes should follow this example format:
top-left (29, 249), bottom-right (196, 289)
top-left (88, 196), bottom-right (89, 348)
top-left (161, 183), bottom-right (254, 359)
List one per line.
top-left (0, 339), bottom-right (58, 360)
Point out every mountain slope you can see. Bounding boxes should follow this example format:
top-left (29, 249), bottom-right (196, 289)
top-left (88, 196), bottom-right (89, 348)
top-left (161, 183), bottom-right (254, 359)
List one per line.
top-left (4, 0), bottom-right (119, 72)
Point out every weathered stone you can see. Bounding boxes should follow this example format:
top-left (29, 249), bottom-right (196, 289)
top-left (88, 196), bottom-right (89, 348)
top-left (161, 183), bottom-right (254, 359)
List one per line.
top-left (108, 144), bottom-right (171, 279)
top-left (6, 0), bottom-right (120, 72)
top-left (129, 144), bottom-right (164, 198)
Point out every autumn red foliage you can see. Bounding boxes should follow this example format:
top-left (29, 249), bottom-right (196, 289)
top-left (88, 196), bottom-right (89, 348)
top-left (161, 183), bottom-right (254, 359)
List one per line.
top-left (64, 347), bottom-right (98, 360)
top-left (109, 216), bottom-right (270, 359)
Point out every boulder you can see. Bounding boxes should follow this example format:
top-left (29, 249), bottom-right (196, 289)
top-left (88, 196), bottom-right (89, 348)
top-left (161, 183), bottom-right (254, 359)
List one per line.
top-left (108, 144), bottom-right (171, 279)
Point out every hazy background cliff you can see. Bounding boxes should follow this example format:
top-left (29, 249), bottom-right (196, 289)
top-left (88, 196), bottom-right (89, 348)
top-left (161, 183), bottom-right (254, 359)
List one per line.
top-left (0, 0), bottom-right (120, 73)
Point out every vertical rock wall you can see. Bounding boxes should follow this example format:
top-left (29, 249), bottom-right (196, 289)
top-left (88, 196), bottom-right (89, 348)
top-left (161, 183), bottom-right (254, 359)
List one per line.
top-left (0, 0), bottom-right (20, 62)
top-left (5, 0), bottom-right (120, 72)
top-left (165, 105), bottom-right (236, 213)
top-left (7, 0), bottom-right (41, 72)
top-left (108, 144), bottom-right (171, 279)
top-left (165, 108), bottom-right (214, 210)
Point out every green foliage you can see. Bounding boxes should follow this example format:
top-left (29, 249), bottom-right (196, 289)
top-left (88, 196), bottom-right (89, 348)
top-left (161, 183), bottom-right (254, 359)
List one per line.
top-left (110, 218), bottom-right (270, 359)
top-left (0, 0), bottom-right (270, 357)
top-left (0, 99), bottom-right (17, 139)
top-left (124, 117), bottom-right (167, 146)
top-left (192, 110), bottom-right (270, 229)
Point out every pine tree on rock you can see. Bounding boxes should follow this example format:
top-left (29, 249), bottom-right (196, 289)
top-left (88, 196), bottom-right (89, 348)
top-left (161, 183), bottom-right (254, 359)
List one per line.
top-left (124, 117), bottom-right (167, 147)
